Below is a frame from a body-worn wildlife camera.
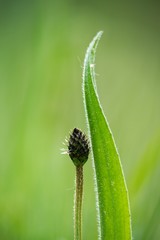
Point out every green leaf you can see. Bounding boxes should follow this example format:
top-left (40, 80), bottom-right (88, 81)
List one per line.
top-left (83, 31), bottom-right (132, 239)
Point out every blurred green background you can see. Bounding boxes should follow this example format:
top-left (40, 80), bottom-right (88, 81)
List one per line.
top-left (0, 0), bottom-right (160, 239)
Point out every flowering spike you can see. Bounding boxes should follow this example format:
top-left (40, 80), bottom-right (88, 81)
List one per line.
top-left (68, 128), bottom-right (90, 167)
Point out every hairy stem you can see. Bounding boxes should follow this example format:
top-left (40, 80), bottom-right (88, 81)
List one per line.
top-left (74, 166), bottom-right (83, 240)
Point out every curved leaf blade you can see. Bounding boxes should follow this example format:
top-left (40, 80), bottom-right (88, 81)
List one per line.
top-left (83, 31), bottom-right (132, 239)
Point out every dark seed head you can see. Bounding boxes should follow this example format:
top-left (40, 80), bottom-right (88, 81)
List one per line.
top-left (68, 128), bottom-right (90, 167)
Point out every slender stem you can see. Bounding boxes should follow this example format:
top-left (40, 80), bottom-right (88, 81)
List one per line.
top-left (74, 166), bottom-right (83, 240)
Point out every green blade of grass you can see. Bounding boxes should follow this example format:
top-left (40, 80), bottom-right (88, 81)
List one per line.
top-left (83, 31), bottom-right (132, 239)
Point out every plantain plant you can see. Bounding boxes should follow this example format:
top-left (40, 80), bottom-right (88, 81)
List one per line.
top-left (65, 31), bottom-right (132, 240)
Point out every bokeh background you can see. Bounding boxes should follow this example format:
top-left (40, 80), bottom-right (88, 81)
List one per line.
top-left (0, 0), bottom-right (160, 239)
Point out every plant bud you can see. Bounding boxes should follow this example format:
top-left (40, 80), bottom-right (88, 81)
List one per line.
top-left (68, 128), bottom-right (90, 167)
